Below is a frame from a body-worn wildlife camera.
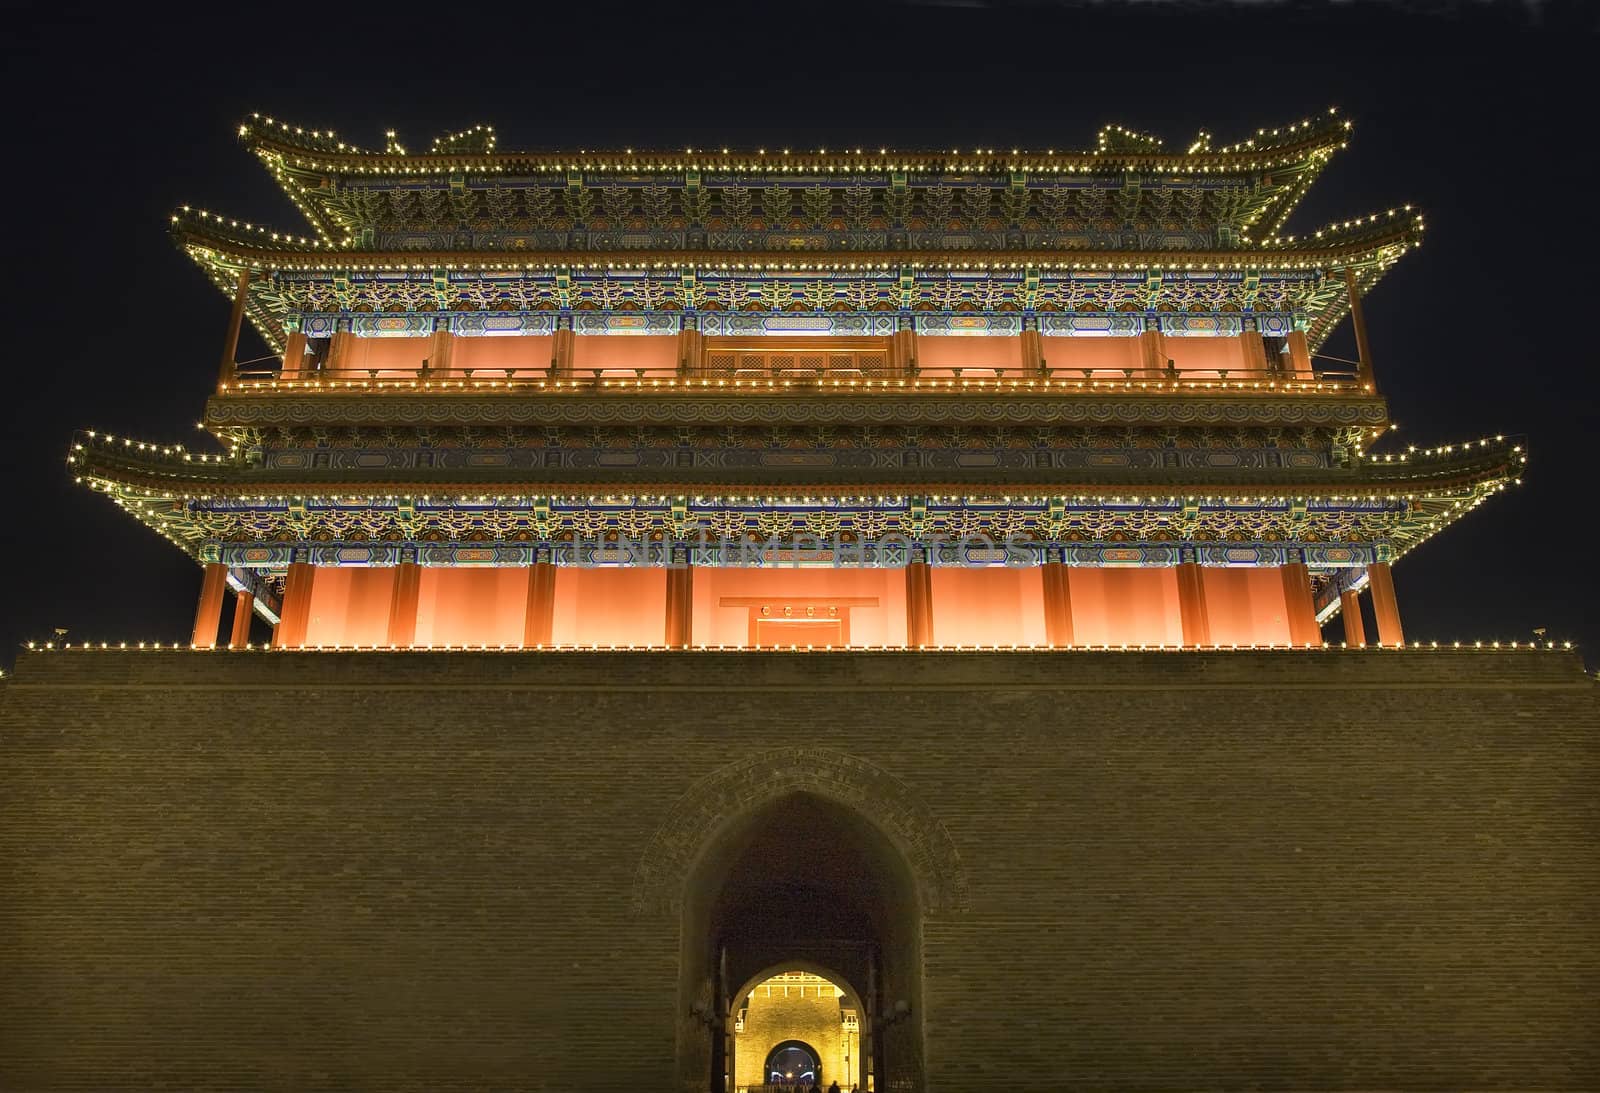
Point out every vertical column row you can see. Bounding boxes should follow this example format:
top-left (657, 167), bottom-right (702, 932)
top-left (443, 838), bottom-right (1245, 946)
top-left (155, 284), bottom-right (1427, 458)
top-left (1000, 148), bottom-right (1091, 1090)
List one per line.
top-left (1333, 562), bottom-right (1404, 647)
top-left (246, 560), bottom-right (1388, 651)
top-left (191, 564), bottom-right (260, 647)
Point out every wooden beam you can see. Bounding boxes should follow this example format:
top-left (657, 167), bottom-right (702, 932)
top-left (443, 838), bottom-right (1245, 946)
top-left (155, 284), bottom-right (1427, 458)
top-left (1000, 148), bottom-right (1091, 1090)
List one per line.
top-left (1176, 562), bottom-right (1212, 647)
top-left (229, 588), bottom-right (254, 648)
top-left (905, 562), bottom-right (933, 647)
top-left (387, 562), bottom-right (422, 647)
top-left (1280, 561), bottom-right (1323, 647)
top-left (1367, 562), bottom-right (1404, 647)
top-left (523, 562), bottom-right (557, 647)
top-left (218, 267), bottom-right (250, 388)
top-left (1339, 587), bottom-right (1367, 647)
top-left (272, 562), bottom-right (316, 648)
top-left (665, 565), bottom-right (694, 648)
top-left (191, 562), bottom-right (229, 648)
top-left (1040, 561), bottom-right (1074, 648)
top-left (1343, 266), bottom-right (1376, 391)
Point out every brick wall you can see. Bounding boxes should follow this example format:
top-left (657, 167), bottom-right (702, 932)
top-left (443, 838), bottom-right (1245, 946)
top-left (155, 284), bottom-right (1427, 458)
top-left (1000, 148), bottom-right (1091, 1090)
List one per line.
top-left (1, 648), bottom-right (1595, 1092)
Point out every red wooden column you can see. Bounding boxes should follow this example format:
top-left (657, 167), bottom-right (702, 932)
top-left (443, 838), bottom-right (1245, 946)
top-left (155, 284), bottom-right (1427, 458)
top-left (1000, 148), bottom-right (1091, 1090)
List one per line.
top-left (523, 562), bottom-right (557, 647)
top-left (326, 330), bottom-right (355, 371)
top-left (217, 267), bottom-right (250, 389)
top-left (426, 328), bottom-right (454, 378)
top-left (280, 331), bottom-right (308, 379)
top-left (1344, 267), bottom-right (1377, 391)
top-left (1040, 561), bottom-right (1075, 647)
top-left (191, 562), bottom-right (229, 647)
top-left (1285, 328), bottom-right (1313, 377)
top-left (1280, 560), bottom-right (1323, 647)
top-left (1175, 562), bottom-right (1211, 647)
top-left (889, 328), bottom-right (919, 375)
top-left (905, 562), bottom-right (934, 647)
top-left (387, 562), bottom-right (422, 647)
top-left (1340, 587), bottom-right (1367, 646)
top-left (676, 327), bottom-right (704, 377)
top-left (1139, 326), bottom-right (1166, 376)
top-left (551, 328), bottom-right (575, 378)
top-left (229, 588), bottom-right (254, 648)
top-left (665, 564), bottom-right (694, 648)
top-left (1367, 561), bottom-right (1405, 647)
top-left (272, 562), bottom-right (317, 648)
top-left (1239, 328), bottom-right (1269, 373)
top-left (1019, 328), bottom-right (1045, 375)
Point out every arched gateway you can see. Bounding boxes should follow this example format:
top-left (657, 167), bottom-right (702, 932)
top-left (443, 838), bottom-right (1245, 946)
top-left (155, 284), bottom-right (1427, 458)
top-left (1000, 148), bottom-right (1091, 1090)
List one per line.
top-left (643, 748), bottom-right (965, 1092)
top-left (763, 1039), bottom-right (822, 1087)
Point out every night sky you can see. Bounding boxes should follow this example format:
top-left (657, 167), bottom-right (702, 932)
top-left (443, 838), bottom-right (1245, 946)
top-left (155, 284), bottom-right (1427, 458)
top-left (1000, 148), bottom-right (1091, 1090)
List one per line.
top-left (4, 2), bottom-right (1595, 669)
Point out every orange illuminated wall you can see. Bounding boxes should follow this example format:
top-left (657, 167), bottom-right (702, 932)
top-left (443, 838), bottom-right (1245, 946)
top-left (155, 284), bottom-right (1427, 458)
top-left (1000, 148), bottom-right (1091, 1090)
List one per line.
top-left (289, 562), bottom-right (1296, 650)
top-left (1202, 567), bottom-right (1293, 646)
top-left (452, 334), bottom-right (553, 374)
top-left (691, 567), bottom-right (907, 648)
top-left (344, 335), bottom-right (432, 376)
top-left (1042, 335), bottom-right (1143, 376)
top-left (552, 567), bottom-right (668, 646)
top-left (303, 566), bottom-right (398, 647)
top-left (916, 335), bottom-right (1024, 375)
top-left (414, 567), bottom-right (530, 647)
top-left (1166, 336), bottom-right (1248, 374)
top-left (571, 334), bottom-right (677, 376)
top-left (1067, 567), bottom-right (1184, 646)
top-left (930, 567), bottom-right (1047, 646)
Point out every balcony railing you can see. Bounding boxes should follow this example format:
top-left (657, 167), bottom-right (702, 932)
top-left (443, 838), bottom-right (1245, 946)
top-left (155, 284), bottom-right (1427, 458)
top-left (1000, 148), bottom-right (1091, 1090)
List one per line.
top-left (225, 360), bottom-right (1365, 396)
top-left (704, 347), bottom-right (894, 378)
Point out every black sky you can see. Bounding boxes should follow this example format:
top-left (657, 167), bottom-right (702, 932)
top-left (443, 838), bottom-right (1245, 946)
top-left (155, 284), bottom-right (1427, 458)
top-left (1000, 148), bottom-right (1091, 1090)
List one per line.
top-left (3, 1), bottom-right (1595, 669)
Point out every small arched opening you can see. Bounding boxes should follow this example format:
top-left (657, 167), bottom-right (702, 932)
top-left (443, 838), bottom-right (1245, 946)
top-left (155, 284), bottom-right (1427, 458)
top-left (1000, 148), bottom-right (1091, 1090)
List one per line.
top-left (763, 1039), bottom-right (821, 1087)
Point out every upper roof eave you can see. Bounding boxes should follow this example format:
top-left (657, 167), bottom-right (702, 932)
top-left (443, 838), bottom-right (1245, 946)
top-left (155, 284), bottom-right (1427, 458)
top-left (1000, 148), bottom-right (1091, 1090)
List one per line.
top-left (238, 109), bottom-right (1353, 241)
top-left (70, 431), bottom-right (1524, 505)
top-left (173, 219), bottom-right (1421, 275)
top-left (240, 111), bottom-right (1349, 177)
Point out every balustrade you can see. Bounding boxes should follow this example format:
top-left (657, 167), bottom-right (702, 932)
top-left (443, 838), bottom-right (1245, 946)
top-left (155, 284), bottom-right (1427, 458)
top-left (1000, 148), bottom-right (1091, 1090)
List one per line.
top-left (224, 338), bottom-right (1363, 393)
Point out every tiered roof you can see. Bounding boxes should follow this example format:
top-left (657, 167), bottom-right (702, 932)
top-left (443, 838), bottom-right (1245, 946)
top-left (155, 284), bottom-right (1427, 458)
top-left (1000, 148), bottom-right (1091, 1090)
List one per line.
top-left (173, 109), bottom-right (1419, 354)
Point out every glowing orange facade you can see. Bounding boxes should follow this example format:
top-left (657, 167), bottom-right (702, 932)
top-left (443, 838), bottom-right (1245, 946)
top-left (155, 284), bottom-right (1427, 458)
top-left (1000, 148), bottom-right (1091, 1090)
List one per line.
top-left (74, 112), bottom-right (1521, 650)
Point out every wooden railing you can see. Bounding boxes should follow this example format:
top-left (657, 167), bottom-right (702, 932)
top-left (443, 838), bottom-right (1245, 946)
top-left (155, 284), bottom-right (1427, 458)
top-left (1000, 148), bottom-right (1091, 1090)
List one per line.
top-left (225, 361), bottom-right (1364, 392)
top-left (704, 348), bottom-right (894, 378)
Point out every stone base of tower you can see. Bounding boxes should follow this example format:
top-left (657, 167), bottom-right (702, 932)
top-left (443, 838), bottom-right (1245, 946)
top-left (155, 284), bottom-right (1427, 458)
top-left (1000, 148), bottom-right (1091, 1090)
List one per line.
top-left (1, 649), bottom-right (1595, 1092)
